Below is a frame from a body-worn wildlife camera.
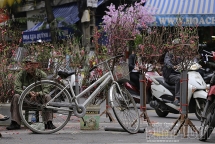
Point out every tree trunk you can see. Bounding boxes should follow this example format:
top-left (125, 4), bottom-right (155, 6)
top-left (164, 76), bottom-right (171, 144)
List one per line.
top-left (44, 0), bottom-right (56, 44)
top-left (77, 0), bottom-right (87, 47)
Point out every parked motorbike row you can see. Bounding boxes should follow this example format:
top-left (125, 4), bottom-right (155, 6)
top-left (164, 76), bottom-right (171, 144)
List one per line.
top-left (125, 62), bottom-right (207, 120)
top-left (124, 50), bottom-right (215, 141)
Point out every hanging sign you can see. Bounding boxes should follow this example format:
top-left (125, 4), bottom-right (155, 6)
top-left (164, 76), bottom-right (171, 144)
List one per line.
top-left (87, 0), bottom-right (98, 8)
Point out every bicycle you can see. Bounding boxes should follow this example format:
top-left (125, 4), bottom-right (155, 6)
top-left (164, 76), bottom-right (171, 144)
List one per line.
top-left (18, 55), bottom-right (140, 134)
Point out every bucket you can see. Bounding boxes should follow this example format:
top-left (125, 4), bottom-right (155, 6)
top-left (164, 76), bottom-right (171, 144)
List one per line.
top-left (80, 105), bottom-right (100, 130)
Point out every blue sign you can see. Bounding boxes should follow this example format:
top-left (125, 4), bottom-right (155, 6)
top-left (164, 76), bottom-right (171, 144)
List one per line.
top-left (22, 27), bottom-right (74, 44)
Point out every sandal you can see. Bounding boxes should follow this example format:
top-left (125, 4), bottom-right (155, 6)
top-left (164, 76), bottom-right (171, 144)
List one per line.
top-left (0, 115), bottom-right (10, 121)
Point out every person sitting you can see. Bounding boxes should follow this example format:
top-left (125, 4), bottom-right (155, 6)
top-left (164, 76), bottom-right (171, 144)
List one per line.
top-left (129, 50), bottom-right (140, 89)
top-left (162, 48), bottom-right (181, 106)
top-left (6, 56), bottom-right (56, 130)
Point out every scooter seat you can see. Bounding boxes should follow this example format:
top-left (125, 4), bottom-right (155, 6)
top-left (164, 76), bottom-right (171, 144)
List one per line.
top-left (155, 77), bottom-right (175, 91)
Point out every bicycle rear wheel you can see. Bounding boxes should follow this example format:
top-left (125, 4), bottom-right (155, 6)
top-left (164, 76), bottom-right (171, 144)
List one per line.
top-left (109, 83), bottom-right (140, 134)
top-left (19, 80), bottom-right (72, 134)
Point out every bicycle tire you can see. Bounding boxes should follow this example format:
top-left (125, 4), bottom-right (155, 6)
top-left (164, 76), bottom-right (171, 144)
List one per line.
top-left (199, 100), bottom-right (215, 141)
top-left (109, 83), bottom-right (140, 134)
top-left (19, 80), bottom-right (72, 134)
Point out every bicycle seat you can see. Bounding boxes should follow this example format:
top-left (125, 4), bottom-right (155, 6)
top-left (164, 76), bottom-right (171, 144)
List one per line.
top-left (155, 77), bottom-right (175, 91)
top-left (58, 71), bottom-right (75, 79)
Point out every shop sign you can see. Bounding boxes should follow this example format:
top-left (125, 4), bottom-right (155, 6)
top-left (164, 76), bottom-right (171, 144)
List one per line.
top-left (152, 15), bottom-right (215, 26)
top-left (22, 28), bottom-right (73, 44)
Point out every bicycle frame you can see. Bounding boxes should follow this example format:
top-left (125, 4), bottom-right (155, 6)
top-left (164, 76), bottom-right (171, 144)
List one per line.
top-left (17, 54), bottom-right (141, 134)
top-left (46, 59), bottom-right (120, 112)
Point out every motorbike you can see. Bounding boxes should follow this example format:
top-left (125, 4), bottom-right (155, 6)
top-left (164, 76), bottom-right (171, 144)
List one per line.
top-left (198, 50), bottom-right (215, 84)
top-left (124, 64), bottom-right (160, 104)
top-left (199, 51), bottom-right (215, 141)
top-left (149, 62), bottom-right (207, 120)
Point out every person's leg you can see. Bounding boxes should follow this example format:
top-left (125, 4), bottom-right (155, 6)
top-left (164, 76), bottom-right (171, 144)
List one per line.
top-left (130, 72), bottom-right (140, 89)
top-left (169, 74), bottom-right (181, 105)
top-left (10, 94), bottom-right (21, 125)
top-left (43, 95), bottom-right (56, 129)
top-left (43, 95), bottom-right (53, 122)
top-left (7, 94), bottom-right (21, 130)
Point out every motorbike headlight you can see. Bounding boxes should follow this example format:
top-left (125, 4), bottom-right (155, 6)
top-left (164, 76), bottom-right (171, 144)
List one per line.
top-left (190, 64), bottom-right (199, 70)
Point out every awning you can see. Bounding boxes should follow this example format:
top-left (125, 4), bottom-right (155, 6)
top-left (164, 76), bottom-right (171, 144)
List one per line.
top-left (145, 0), bottom-right (215, 26)
top-left (22, 0), bottom-right (104, 44)
top-left (25, 4), bottom-right (79, 32)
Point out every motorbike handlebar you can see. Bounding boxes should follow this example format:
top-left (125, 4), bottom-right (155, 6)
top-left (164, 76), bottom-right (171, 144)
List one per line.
top-left (203, 50), bottom-right (212, 55)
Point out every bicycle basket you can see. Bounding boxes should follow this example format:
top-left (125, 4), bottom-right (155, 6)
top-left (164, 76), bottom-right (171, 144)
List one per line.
top-left (113, 62), bottom-right (130, 81)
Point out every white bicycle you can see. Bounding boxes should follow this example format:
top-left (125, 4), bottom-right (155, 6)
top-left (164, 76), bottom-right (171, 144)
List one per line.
top-left (18, 55), bottom-right (140, 134)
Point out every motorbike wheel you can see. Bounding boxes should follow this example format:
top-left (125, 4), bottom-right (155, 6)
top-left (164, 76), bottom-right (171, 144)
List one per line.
top-left (195, 98), bottom-right (206, 120)
top-left (199, 101), bottom-right (215, 141)
top-left (155, 108), bottom-right (169, 117)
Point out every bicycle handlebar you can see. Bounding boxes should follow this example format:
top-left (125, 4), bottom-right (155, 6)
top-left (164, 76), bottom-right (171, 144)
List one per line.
top-left (88, 55), bottom-right (124, 72)
top-left (115, 54), bottom-right (124, 58)
top-left (89, 66), bottom-right (98, 72)
top-left (105, 54), bottom-right (124, 63)
top-left (89, 54), bottom-right (124, 71)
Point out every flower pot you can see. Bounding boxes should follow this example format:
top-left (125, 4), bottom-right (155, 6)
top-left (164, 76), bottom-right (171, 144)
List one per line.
top-left (0, 103), bottom-right (11, 126)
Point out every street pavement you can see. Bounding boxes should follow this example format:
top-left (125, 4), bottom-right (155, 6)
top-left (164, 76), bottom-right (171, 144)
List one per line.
top-left (0, 104), bottom-right (215, 144)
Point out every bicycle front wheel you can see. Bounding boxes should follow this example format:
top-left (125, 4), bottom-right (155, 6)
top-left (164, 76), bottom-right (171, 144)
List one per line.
top-left (19, 80), bottom-right (72, 134)
top-left (109, 83), bottom-right (140, 134)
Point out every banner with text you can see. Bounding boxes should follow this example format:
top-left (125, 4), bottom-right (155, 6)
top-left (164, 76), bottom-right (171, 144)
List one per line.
top-left (151, 14), bottom-right (215, 27)
top-left (22, 27), bottom-right (74, 44)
